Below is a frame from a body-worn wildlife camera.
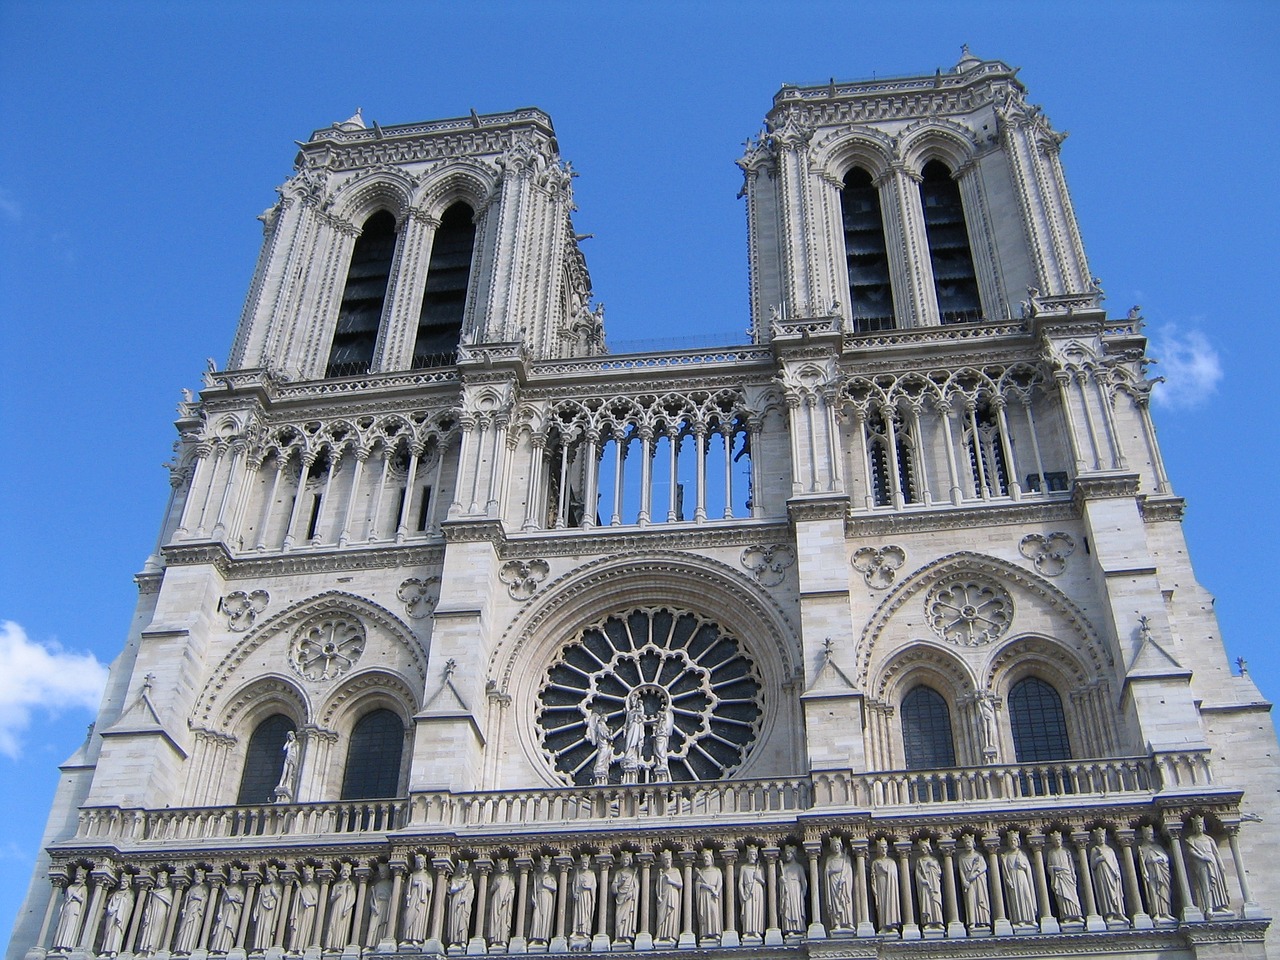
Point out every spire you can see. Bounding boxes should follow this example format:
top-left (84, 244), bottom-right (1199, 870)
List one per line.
top-left (334, 107), bottom-right (366, 132)
top-left (956, 44), bottom-right (982, 72)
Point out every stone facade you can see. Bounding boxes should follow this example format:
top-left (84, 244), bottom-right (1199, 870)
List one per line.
top-left (10, 52), bottom-right (1277, 960)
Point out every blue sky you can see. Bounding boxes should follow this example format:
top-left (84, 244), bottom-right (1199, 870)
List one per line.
top-left (1, 0), bottom-right (1277, 938)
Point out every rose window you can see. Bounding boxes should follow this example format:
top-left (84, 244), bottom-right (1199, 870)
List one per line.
top-left (537, 607), bottom-right (762, 785)
top-left (289, 614), bottom-right (366, 682)
top-left (925, 576), bottom-right (1012, 646)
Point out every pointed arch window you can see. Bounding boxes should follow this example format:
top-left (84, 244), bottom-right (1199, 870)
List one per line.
top-left (866, 407), bottom-right (918, 507)
top-left (1008, 677), bottom-right (1072, 762)
top-left (840, 167), bottom-right (894, 332)
top-left (340, 708), bottom-right (405, 800)
top-left (327, 210), bottom-right (397, 378)
top-left (919, 160), bottom-right (981, 324)
top-left (963, 401), bottom-right (1010, 498)
top-left (413, 202), bottom-right (475, 368)
top-left (236, 714), bottom-right (296, 805)
top-left (901, 685), bottom-right (956, 770)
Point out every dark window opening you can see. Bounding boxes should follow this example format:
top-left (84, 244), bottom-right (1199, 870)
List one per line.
top-left (305, 494), bottom-right (323, 540)
top-left (340, 708), bottom-right (405, 800)
top-left (920, 160), bottom-right (981, 324)
top-left (237, 714), bottom-right (296, 805)
top-left (1025, 471), bottom-right (1069, 493)
top-left (901, 685), bottom-right (957, 770)
top-left (394, 488), bottom-right (407, 527)
top-left (867, 409), bottom-right (917, 507)
top-left (965, 403), bottom-right (1009, 497)
top-left (413, 202), bottom-right (474, 366)
top-left (415, 486), bottom-right (432, 532)
top-left (1009, 677), bottom-right (1072, 763)
top-left (327, 210), bottom-right (397, 378)
top-left (841, 167), bottom-right (895, 332)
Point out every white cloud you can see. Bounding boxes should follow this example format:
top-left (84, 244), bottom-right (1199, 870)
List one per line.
top-left (1148, 326), bottom-right (1222, 410)
top-left (0, 622), bottom-right (107, 759)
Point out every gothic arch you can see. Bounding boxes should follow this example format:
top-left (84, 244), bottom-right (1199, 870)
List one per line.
top-left (318, 668), bottom-right (420, 730)
top-left (811, 127), bottom-right (896, 183)
top-left (873, 641), bottom-right (977, 704)
top-left (217, 674), bottom-right (310, 734)
top-left (897, 120), bottom-right (979, 174)
top-left (413, 160), bottom-right (499, 219)
top-left (329, 169), bottom-right (415, 225)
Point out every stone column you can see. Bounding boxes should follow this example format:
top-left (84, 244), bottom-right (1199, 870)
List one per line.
top-left (427, 860), bottom-right (451, 954)
top-left (762, 847), bottom-right (781, 946)
top-left (200, 879), bottom-right (222, 951)
top-left (678, 851), bottom-right (696, 948)
top-left (635, 852), bottom-right (654, 952)
top-left (1071, 831), bottom-right (1104, 930)
top-left (896, 842), bottom-right (920, 940)
top-left (163, 875), bottom-right (189, 952)
top-left (511, 858), bottom-right (531, 953)
top-left (386, 860), bottom-right (405, 945)
top-left (470, 860), bottom-right (491, 954)
top-left (35, 875), bottom-right (66, 952)
top-left (593, 855), bottom-right (612, 951)
top-left (125, 878), bottom-right (151, 954)
top-left (939, 840), bottom-right (964, 938)
top-left (1117, 831), bottom-right (1151, 929)
top-left (852, 842), bottom-right (874, 937)
top-left (236, 876), bottom-right (258, 950)
top-left (803, 843), bottom-right (826, 939)
top-left (1226, 825), bottom-right (1264, 918)
top-left (983, 838), bottom-right (1011, 936)
top-left (552, 857), bottom-right (572, 953)
top-left (77, 867), bottom-right (112, 952)
top-left (720, 848), bottom-right (739, 948)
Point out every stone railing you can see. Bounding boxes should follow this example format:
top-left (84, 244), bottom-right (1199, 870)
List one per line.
top-left (407, 776), bottom-right (813, 830)
top-left (74, 798), bottom-right (407, 844)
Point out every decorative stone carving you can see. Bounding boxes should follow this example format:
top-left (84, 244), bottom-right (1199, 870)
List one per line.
top-left (695, 850), bottom-right (723, 940)
top-left (209, 867), bottom-right (245, 952)
top-left (1045, 831), bottom-right (1082, 921)
top-left (740, 544), bottom-right (796, 586)
top-left (570, 853), bottom-right (596, 938)
top-left (529, 855), bottom-right (557, 944)
top-left (1088, 828), bottom-right (1125, 921)
top-left (1001, 833), bottom-right (1036, 926)
top-left (1184, 816), bottom-right (1232, 915)
top-left (1019, 532), bottom-right (1075, 576)
top-left (537, 607), bottom-right (762, 785)
top-left (402, 854), bottom-right (434, 943)
top-left (289, 864), bottom-right (320, 949)
top-left (396, 576), bottom-right (440, 619)
top-left (488, 859), bottom-right (515, 944)
top-left (173, 867), bottom-right (210, 952)
top-left (253, 865), bottom-right (283, 949)
top-left (654, 850), bottom-right (682, 942)
top-left (273, 730), bottom-right (300, 802)
top-left (139, 870), bottom-right (176, 954)
top-left (869, 838), bottom-right (897, 932)
top-left (915, 838), bottom-right (943, 929)
top-left (326, 861), bottom-right (357, 949)
top-left (101, 873), bottom-right (135, 954)
top-left (823, 837), bottom-right (854, 931)
top-left (368, 862), bottom-right (394, 944)
top-left (447, 862), bottom-right (475, 945)
top-left (1137, 825), bottom-right (1174, 921)
top-left (738, 846), bottom-right (766, 941)
top-left (925, 574), bottom-right (1012, 646)
top-left (52, 867), bottom-right (88, 950)
top-left (851, 545), bottom-right (906, 589)
top-left (612, 851), bottom-right (639, 942)
top-left (223, 589), bottom-right (269, 631)
top-left (499, 558), bottom-right (550, 600)
top-left (957, 835), bottom-right (990, 929)
top-left (289, 614), bottom-right (365, 682)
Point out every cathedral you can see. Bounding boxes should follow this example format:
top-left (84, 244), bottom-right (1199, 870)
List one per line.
top-left (11, 50), bottom-right (1278, 960)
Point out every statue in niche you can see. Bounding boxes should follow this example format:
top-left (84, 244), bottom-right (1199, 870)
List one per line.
top-left (870, 839), bottom-right (899, 932)
top-left (174, 867), bottom-right (211, 953)
top-left (529, 856), bottom-right (557, 943)
top-left (368, 862), bottom-right (394, 944)
top-left (289, 864), bottom-right (320, 950)
top-left (915, 838), bottom-right (944, 929)
top-left (1137, 825), bottom-right (1174, 920)
top-left (978, 695), bottom-right (999, 760)
top-left (823, 836), bottom-right (854, 930)
top-left (571, 854), bottom-right (597, 938)
top-left (1001, 833), bottom-right (1036, 925)
top-left (53, 867), bottom-right (89, 950)
top-left (210, 867), bottom-right (245, 952)
top-left (140, 870), bottom-right (176, 954)
top-left (652, 699), bottom-right (675, 781)
top-left (585, 704), bottom-right (614, 784)
top-left (654, 850), bottom-right (682, 942)
top-left (957, 835), bottom-right (990, 928)
top-left (738, 846), bottom-right (766, 940)
top-left (1088, 828), bottom-right (1125, 921)
top-left (622, 692), bottom-right (647, 773)
top-left (447, 863), bottom-right (475, 946)
top-left (488, 859), bottom-right (515, 944)
top-left (326, 861), bottom-right (357, 949)
top-left (779, 845), bottom-right (808, 934)
top-left (274, 731), bottom-right (300, 802)
top-left (1044, 832), bottom-right (1081, 921)
top-left (402, 854), bottom-right (433, 943)
top-left (611, 851), bottom-right (639, 942)
top-left (253, 864), bottom-right (283, 949)
top-left (694, 850), bottom-right (723, 939)
top-left (1184, 816), bottom-right (1232, 915)
top-left (101, 874), bottom-right (136, 955)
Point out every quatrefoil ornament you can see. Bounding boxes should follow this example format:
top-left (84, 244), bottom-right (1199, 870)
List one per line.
top-left (851, 545), bottom-right (906, 589)
top-left (223, 590), bottom-right (268, 632)
top-left (499, 559), bottom-right (550, 600)
top-left (397, 577), bottom-right (440, 619)
top-left (740, 544), bottom-right (796, 586)
top-left (1019, 533), bottom-right (1076, 576)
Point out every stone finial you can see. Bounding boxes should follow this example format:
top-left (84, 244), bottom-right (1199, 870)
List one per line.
top-left (334, 107), bottom-right (365, 132)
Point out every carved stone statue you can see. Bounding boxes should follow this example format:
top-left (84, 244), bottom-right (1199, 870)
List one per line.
top-left (654, 850), bottom-right (682, 942)
top-left (101, 875), bottom-right (136, 955)
top-left (694, 850), bottom-right (723, 938)
top-left (915, 838), bottom-right (944, 928)
top-left (652, 700), bottom-right (675, 780)
top-left (1001, 833), bottom-right (1036, 925)
top-left (957, 835), bottom-right (990, 928)
top-left (529, 856), bottom-right (557, 943)
top-left (274, 731), bottom-right (300, 801)
top-left (367, 862), bottom-right (394, 944)
top-left (823, 836), bottom-right (854, 930)
top-left (978, 695), bottom-right (998, 758)
top-left (287, 864), bottom-right (319, 950)
top-left (53, 867), bottom-right (89, 950)
top-left (326, 861), bottom-right (357, 949)
top-left (140, 871), bottom-right (176, 954)
top-left (622, 693), bottom-right (647, 773)
top-left (402, 854), bottom-right (433, 943)
top-left (486, 859), bottom-right (515, 944)
top-left (447, 863), bottom-right (475, 946)
top-left (209, 867), bottom-right (245, 952)
top-left (174, 867), bottom-right (211, 953)
top-left (611, 851), bottom-right (639, 942)
top-left (1137, 825), bottom-right (1173, 920)
top-left (870, 838), bottom-right (899, 932)
top-left (1088, 828), bottom-right (1125, 921)
top-left (779, 846), bottom-right (808, 934)
top-left (253, 865), bottom-right (283, 949)
top-left (1045, 832), bottom-right (1081, 921)
top-left (571, 853), bottom-right (596, 938)
top-left (1184, 816), bottom-right (1231, 914)
top-left (738, 846), bottom-right (765, 939)
top-left (585, 705), bottom-right (613, 785)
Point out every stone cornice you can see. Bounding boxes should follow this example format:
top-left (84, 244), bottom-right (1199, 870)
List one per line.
top-left (501, 521), bottom-right (790, 560)
top-left (1138, 496), bottom-right (1187, 523)
top-left (162, 541), bottom-right (445, 579)
top-left (788, 496), bottom-right (851, 523)
top-left (1072, 473), bottom-right (1141, 506)
top-left (845, 498), bottom-right (1076, 537)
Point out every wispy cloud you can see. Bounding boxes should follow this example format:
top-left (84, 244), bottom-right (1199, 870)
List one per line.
top-left (0, 188), bottom-right (20, 223)
top-left (1148, 326), bottom-right (1222, 410)
top-left (0, 622), bottom-right (107, 759)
